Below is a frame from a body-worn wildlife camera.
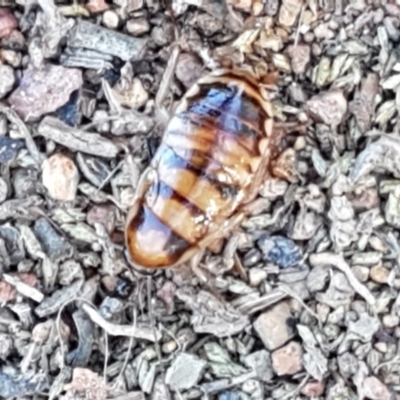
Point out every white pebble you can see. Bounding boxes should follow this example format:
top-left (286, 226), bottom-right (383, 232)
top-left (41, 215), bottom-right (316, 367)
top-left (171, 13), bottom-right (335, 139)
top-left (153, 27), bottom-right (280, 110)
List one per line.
top-left (102, 10), bottom-right (119, 29)
top-left (42, 153), bottom-right (79, 202)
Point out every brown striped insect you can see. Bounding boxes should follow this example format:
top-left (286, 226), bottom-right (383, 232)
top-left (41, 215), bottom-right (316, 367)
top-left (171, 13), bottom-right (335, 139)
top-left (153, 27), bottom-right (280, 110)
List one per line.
top-left (125, 68), bottom-right (294, 272)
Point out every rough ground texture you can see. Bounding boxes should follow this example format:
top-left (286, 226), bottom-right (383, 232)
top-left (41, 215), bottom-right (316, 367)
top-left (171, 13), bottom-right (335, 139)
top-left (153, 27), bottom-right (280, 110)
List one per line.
top-left (0, 0), bottom-right (400, 399)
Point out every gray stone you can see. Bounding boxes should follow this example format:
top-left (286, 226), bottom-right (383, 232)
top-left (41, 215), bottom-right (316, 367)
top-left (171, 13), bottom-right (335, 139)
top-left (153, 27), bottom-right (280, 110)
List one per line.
top-left (165, 353), bottom-right (207, 391)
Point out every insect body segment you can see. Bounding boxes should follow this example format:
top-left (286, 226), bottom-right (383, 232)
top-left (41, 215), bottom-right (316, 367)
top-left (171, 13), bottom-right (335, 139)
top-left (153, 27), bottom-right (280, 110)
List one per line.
top-left (125, 69), bottom-right (274, 270)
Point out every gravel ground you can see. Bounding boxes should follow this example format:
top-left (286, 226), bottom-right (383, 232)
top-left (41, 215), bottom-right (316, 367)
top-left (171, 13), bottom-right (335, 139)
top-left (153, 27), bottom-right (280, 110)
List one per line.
top-left (0, 0), bottom-right (400, 399)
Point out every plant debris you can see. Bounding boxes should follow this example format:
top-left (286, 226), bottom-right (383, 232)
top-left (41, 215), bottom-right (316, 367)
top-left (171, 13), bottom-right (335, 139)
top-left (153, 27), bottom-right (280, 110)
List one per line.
top-left (0, 0), bottom-right (399, 399)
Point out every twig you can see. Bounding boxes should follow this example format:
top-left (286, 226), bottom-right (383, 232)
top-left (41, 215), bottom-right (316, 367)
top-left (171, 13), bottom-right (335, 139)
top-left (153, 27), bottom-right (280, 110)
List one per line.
top-left (111, 308), bottom-right (137, 391)
top-left (82, 303), bottom-right (161, 342)
top-left (294, 4), bottom-right (305, 48)
top-left (155, 42), bottom-right (180, 110)
top-left (309, 253), bottom-right (376, 305)
top-left (2, 274), bottom-right (44, 303)
top-left (147, 276), bottom-right (162, 361)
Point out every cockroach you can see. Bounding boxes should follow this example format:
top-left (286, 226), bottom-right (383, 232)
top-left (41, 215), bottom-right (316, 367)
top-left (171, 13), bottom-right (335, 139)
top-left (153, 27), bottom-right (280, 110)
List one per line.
top-left (125, 68), bottom-right (295, 272)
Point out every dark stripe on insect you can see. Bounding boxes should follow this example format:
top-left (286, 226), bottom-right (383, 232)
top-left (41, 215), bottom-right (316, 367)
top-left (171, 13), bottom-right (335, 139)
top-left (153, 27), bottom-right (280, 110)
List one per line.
top-left (146, 179), bottom-right (206, 221)
top-left (153, 144), bottom-right (241, 201)
top-left (171, 111), bottom-right (261, 156)
top-left (127, 203), bottom-right (191, 263)
top-left (188, 84), bottom-right (265, 133)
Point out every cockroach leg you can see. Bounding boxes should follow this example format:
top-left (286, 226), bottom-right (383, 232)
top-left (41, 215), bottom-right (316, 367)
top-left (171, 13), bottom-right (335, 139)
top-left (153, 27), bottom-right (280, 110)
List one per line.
top-left (190, 249), bottom-right (207, 284)
top-left (190, 251), bottom-right (228, 304)
top-left (233, 251), bottom-right (248, 281)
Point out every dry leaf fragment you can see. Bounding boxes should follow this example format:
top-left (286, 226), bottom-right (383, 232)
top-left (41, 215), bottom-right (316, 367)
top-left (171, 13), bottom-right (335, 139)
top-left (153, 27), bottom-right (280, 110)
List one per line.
top-left (165, 353), bottom-right (207, 391)
top-left (38, 117), bottom-right (119, 158)
top-left (349, 73), bottom-right (379, 134)
top-left (279, 0), bottom-right (303, 26)
top-left (176, 287), bottom-right (249, 337)
top-left (67, 20), bottom-right (147, 61)
top-left (350, 135), bottom-right (400, 183)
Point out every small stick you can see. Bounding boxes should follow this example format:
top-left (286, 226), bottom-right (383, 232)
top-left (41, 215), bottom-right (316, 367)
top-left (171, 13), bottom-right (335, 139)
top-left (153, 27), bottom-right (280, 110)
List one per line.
top-left (3, 274), bottom-right (44, 303)
top-left (82, 303), bottom-right (161, 342)
top-left (309, 252), bottom-right (376, 305)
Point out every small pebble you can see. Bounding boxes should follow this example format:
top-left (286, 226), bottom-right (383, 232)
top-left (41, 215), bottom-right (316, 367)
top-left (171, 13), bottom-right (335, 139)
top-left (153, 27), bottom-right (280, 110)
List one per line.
top-left (374, 342), bottom-right (388, 353)
top-left (101, 275), bottom-right (117, 293)
top-left (362, 376), bottom-right (391, 400)
top-left (294, 136), bottom-right (306, 151)
top-left (175, 53), bottom-right (204, 89)
top-left (0, 64), bottom-right (15, 99)
top-left (0, 49), bottom-right (21, 67)
top-left (287, 44), bottom-right (310, 75)
top-left (300, 381), bottom-right (325, 397)
top-left (243, 248), bottom-right (261, 268)
top-left (243, 350), bottom-right (274, 382)
top-left (370, 265), bottom-right (390, 284)
top-left (0, 8), bottom-right (17, 39)
top-left (42, 154), bottom-right (80, 202)
top-left (249, 268), bottom-right (267, 287)
top-left (162, 340), bottom-right (177, 354)
top-left (306, 266), bottom-right (329, 292)
top-left (271, 341), bottom-right (303, 376)
top-left (86, 0), bottom-right (109, 13)
top-left (126, 18), bottom-right (150, 35)
top-left (253, 301), bottom-right (295, 351)
top-left (257, 235), bottom-right (303, 268)
top-left (102, 10), bottom-right (119, 29)
top-left (314, 23), bottom-right (335, 40)
top-left (305, 89), bottom-right (347, 127)
top-left (303, 32), bottom-right (314, 42)
top-left (1, 29), bottom-right (25, 50)
top-left (382, 314), bottom-right (399, 329)
top-left (0, 136), bottom-right (24, 163)
top-left (151, 25), bottom-right (174, 46)
top-left (226, 0), bottom-right (252, 12)
top-left (351, 265), bottom-right (369, 282)
top-left (338, 352), bottom-right (358, 377)
top-left (368, 236), bottom-right (389, 254)
top-left (92, 110), bottom-right (110, 133)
